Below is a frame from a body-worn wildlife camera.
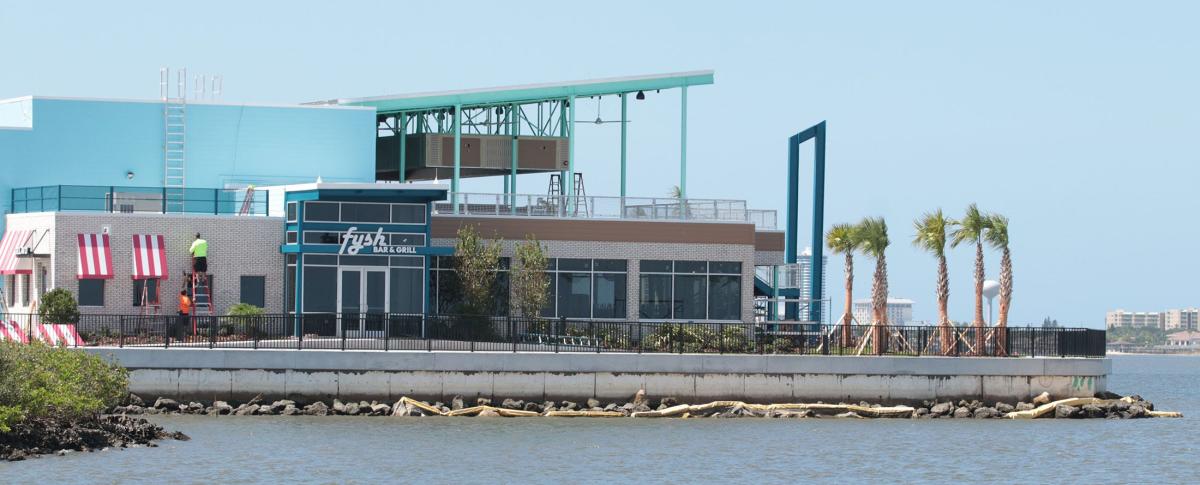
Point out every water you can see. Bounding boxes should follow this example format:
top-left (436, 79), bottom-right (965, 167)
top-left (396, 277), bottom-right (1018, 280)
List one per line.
top-left (5, 355), bottom-right (1198, 484)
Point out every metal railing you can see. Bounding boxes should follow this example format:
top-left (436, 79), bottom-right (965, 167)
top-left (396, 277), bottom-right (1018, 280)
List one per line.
top-left (10, 185), bottom-right (268, 216)
top-left (435, 192), bottom-right (778, 230)
top-left (1, 313), bottom-right (1105, 357)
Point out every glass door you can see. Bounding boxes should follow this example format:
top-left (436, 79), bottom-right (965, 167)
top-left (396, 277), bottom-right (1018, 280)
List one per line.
top-left (339, 267), bottom-right (388, 338)
top-left (362, 269), bottom-right (388, 338)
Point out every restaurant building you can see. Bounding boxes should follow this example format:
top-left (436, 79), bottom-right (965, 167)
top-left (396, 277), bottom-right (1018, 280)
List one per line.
top-left (0, 71), bottom-right (813, 331)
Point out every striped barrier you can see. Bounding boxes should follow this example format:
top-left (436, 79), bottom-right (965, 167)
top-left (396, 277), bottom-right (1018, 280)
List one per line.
top-left (0, 321), bottom-right (27, 343)
top-left (0, 322), bottom-right (85, 346)
top-left (31, 324), bottom-right (86, 346)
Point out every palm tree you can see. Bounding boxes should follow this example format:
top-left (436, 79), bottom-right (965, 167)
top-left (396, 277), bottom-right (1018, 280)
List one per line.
top-left (825, 223), bottom-right (861, 346)
top-left (950, 204), bottom-right (992, 355)
top-left (856, 217), bottom-right (889, 355)
top-left (985, 214), bottom-right (1011, 356)
top-left (913, 209), bottom-right (956, 355)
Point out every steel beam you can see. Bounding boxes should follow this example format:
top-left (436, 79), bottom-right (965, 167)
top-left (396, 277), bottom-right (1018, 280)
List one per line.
top-left (786, 121), bottom-right (827, 322)
top-left (680, 85), bottom-right (688, 201)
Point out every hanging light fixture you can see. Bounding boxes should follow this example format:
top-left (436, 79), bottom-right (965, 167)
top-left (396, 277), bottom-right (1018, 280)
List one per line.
top-left (635, 90), bottom-right (645, 100)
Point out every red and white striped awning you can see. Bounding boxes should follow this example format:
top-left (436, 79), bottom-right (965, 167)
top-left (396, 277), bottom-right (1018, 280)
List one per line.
top-left (131, 234), bottom-right (169, 280)
top-left (0, 229), bottom-right (33, 275)
top-left (76, 233), bottom-right (114, 279)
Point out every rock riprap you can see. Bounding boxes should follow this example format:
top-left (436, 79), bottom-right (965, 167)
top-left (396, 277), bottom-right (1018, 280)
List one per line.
top-left (104, 391), bottom-right (1181, 421)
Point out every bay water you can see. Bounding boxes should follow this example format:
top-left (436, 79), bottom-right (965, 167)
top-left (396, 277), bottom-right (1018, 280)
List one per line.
top-left (5, 355), bottom-right (1198, 484)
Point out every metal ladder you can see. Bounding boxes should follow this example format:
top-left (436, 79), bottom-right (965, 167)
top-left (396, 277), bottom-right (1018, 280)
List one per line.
top-left (189, 271), bottom-right (213, 336)
top-left (237, 185), bottom-right (257, 215)
top-left (547, 173), bottom-right (588, 217)
top-left (139, 279), bottom-right (162, 316)
top-left (161, 68), bottom-right (187, 213)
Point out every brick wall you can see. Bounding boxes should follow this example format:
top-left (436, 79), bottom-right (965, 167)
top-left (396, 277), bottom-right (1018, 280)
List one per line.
top-left (45, 213), bottom-right (284, 315)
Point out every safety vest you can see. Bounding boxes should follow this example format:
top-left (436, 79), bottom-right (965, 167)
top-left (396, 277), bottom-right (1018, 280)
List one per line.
top-left (179, 295), bottom-right (192, 314)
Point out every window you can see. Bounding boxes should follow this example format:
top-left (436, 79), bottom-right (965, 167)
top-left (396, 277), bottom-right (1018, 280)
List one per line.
top-left (132, 279), bottom-right (159, 307)
top-left (38, 265), bottom-right (48, 299)
top-left (542, 259), bottom-right (627, 319)
top-left (6, 276), bottom-right (14, 307)
top-left (286, 202), bottom-right (297, 222)
top-left (341, 203), bottom-right (390, 223)
top-left (303, 202), bottom-right (340, 222)
top-left (240, 276), bottom-right (266, 308)
top-left (19, 274), bottom-right (29, 307)
top-left (285, 263), bottom-right (296, 314)
top-left (389, 267), bottom-right (423, 314)
top-left (78, 279), bottom-right (105, 307)
top-left (391, 204), bottom-right (426, 224)
top-left (639, 274), bottom-right (672, 319)
top-left (303, 266), bottom-right (337, 313)
top-left (638, 260), bottom-right (741, 321)
top-left (286, 231), bottom-right (297, 244)
top-left (429, 256), bottom-right (509, 316)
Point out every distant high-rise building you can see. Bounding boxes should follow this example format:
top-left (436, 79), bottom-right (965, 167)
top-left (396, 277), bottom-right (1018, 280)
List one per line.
top-left (852, 298), bottom-right (914, 325)
top-left (1105, 310), bottom-right (1164, 329)
top-left (1164, 308), bottom-right (1199, 331)
top-left (788, 246), bottom-right (827, 302)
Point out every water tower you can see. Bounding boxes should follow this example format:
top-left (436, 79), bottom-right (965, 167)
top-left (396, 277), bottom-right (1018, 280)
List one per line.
top-left (982, 279), bottom-right (1000, 325)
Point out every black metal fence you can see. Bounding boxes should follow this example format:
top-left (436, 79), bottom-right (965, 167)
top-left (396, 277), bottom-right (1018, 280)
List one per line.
top-left (0, 313), bottom-right (1106, 358)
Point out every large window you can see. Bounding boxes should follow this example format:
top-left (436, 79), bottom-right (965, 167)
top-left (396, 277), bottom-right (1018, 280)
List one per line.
top-left (303, 201), bottom-right (426, 224)
top-left (541, 259), bottom-right (627, 319)
top-left (638, 260), bottom-right (742, 321)
top-left (78, 279), bottom-right (105, 307)
top-left (429, 256), bottom-right (509, 316)
top-left (240, 276), bottom-right (266, 308)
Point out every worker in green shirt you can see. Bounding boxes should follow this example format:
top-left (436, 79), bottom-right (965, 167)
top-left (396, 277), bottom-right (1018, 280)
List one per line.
top-left (189, 233), bottom-right (208, 274)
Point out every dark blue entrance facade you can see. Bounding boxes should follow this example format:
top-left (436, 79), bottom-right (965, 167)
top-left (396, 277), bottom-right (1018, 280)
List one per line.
top-left (279, 183), bottom-right (451, 336)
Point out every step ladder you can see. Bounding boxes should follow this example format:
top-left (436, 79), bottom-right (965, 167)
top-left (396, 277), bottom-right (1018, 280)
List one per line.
top-left (547, 173), bottom-right (588, 217)
top-left (237, 185), bottom-right (257, 216)
top-left (161, 68), bottom-right (187, 213)
top-left (139, 279), bottom-right (162, 316)
top-left (189, 271), bottom-right (213, 335)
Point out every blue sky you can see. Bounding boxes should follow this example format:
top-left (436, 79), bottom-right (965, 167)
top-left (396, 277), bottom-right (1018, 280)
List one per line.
top-left (2, 1), bottom-right (1197, 327)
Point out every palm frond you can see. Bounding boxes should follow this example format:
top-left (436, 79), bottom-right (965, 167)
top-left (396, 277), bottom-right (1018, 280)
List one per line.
top-left (856, 216), bottom-right (889, 259)
top-left (912, 208), bottom-right (955, 256)
top-left (825, 223), bottom-right (859, 254)
top-left (984, 213), bottom-right (1009, 249)
top-left (950, 203), bottom-right (991, 248)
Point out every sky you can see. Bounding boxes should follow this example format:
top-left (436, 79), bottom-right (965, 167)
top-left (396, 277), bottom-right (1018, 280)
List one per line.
top-left (2, 1), bottom-right (1197, 328)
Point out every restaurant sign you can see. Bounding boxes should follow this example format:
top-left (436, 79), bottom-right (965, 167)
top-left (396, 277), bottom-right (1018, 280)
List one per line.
top-left (338, 227), bottom-right (417, 255)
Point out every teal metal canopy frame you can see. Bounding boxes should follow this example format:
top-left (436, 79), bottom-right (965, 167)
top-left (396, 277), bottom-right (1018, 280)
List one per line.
top-left (319, 71), bottom-right (713, 210)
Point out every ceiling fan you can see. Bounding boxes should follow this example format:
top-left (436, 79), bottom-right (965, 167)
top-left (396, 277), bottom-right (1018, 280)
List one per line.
top-left (574, 97), bottom-right (630, 125)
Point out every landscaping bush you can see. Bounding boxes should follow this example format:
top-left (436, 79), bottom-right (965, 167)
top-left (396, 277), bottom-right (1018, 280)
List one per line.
top-left (0, 342), bottom-right (128, 432)
top-left (224, 303), bottom-right (266, 338)
top-left (38, 288), bottom-right (80, 324)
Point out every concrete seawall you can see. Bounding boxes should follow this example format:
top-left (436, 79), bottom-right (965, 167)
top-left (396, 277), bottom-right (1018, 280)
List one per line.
top-left (83, 348), bottom-right (1110, 404)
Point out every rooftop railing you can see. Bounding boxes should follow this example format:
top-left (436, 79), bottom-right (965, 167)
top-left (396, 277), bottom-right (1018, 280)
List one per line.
top-left (10, 185), bottom-right (268, 216)
top-left (435, 192), bottom-right (778, 230)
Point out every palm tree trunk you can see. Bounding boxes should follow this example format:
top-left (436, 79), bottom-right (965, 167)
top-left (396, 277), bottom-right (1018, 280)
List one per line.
top-left (841, 252), bottom-right (854, 346)
top-left (937, 254), bottom-right (953, 354)
top-left (995, 247), bottom-right (1012, 356)
top-left (871, 253), bottom-right (888, 355)
top-left (973, 241), bottom-right (986, 355)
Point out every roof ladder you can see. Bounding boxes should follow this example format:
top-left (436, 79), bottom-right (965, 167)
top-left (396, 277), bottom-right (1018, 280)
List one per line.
top-left (161, 68), bottom-right (187, 213)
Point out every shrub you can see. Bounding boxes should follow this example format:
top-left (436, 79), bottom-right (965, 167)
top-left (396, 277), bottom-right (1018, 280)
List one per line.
top-left (39, 288), bottom-right (80, 324)
top-left (224, 303), bottom-right (265, 338)
top-left (0, 342), bottom-right (128, 432)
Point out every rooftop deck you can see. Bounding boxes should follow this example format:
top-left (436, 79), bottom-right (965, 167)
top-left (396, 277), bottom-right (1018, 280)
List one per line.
top-left (9, 185), bottom-right (777, 229)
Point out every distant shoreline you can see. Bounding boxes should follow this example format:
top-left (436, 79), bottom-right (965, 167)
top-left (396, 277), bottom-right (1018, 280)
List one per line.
top-left (1108, 351), bottom-right (1200, 356)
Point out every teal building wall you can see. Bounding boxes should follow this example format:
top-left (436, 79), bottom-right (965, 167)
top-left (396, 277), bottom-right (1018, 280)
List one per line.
top-left (0, 97), bottom-right (378, 233)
